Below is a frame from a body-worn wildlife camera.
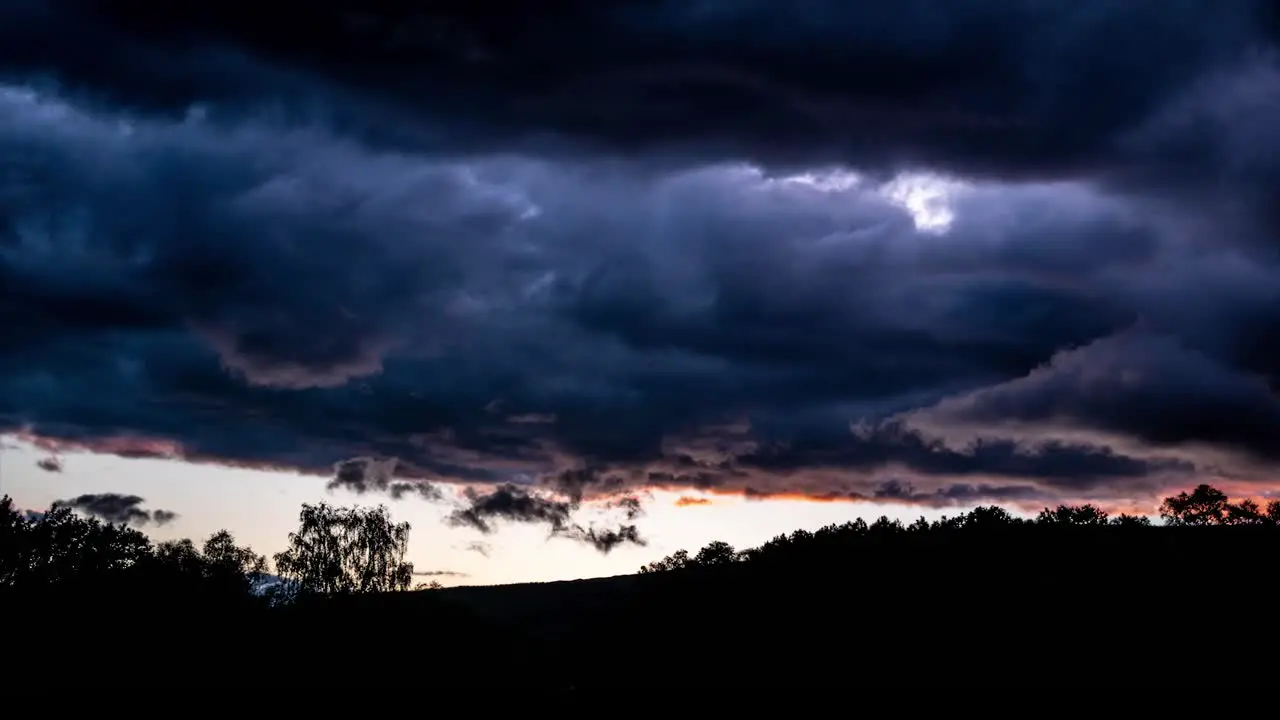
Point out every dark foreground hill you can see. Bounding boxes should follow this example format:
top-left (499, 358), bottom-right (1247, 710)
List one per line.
top-left (11, 524), bottom-right (1278, 688)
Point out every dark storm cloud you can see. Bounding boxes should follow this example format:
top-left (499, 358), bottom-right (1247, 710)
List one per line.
top-left (7, 1), bottom-right (1273, 181)
top-left (544, 467), bottom-right (628, 504)
top-left (53, 493), bottom-right (178, 526)
top-left (866, 479), bottom-right (1049, 507)
top-left (444, 481), bottom-right (646, 552)
top-left (0, 89), bottom-right (1177, 497)
top-left (911, 333), bottom-right (1280, 464)
top-left (556, 524), bottom-right (646, 554)
top-left (446, 484), bottom-right (575, 535)
top-left (2, 1), bottom-right (1280, 517)
top-left (735, 420), bottom-right (1189, 488)
top-left (328, 457), bottom-right (441, 501)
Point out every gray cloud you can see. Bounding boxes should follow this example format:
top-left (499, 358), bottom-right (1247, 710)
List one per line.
top-left (35, 456), bottom-right (62, 472)
top-left (606, 496), bottom-right (644, 521)
top-left (459, 541), bottom-right (491, 558)
top-left (328, 457), bottom-right (441, 501)
top-left (413, 570), bottom-right (468, 578)
top-left (151, 508), bottom-right (178, 525)
top-left (53, 493), bottom-right (178, 527)
top-left (444, 481), bottom-right (648, 553)
top-left (555, 524), bottom-right (646, 554)
top-left (446, 484), bottom-right (575, 535)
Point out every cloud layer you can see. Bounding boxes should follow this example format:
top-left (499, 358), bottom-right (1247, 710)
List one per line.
top-left (4, 2), bottom-right (1280, 522)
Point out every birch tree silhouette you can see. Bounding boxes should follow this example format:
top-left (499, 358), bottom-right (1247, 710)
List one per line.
top-left (273, 502), bottom-right (413, 597)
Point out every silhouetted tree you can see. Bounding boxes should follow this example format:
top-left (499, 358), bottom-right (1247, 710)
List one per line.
top-left (15, 502), bottom-right (151, 586)
top-left (694, 540), bottom-right (738, 566)
top-left (1, 494), bottom-right (272, 596)
top-left (0, 496), bottom-right (27, 586)
top-left (1038, 504), bottom-right (1110, 526)
top-left (639, 540), bottom-right (743, 573)
top-left (1160, 484), bottom-right (1230, 525)
top-left (907, 517), bottom-right (932, 532)
top-left (133, 531), bottom-right (265, 603)
top-left (639, 548), bottom-right (690, 573)
top-left (273, 502), bottom-right (413, 598)
top-left (150, 538), bottom-right (206, 580)
top-left (1109, 513), bottom-right (1152, 527)
top-left (933, 514), bottom-right (967, 531)
top-left (1224, 498), bottom-right (1268, 526)
top-left (963, 505), bottom-right (1023, 529)
top-left (203, 530), bottom-right (269, 587)
top-left (870, 516), bottom-right (906, 533)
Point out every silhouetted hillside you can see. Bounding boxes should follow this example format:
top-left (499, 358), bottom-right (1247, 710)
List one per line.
top-left (5, 486), bottom-right (1279, 687)
top-left (423, 524), bottom-right (1278, 687)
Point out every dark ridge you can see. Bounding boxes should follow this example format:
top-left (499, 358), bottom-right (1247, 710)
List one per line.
top-left (4, 487), bottom-right (1278, 687)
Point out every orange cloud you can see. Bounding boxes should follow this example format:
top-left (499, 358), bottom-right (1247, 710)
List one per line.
top-left (674, 496), bottom-right (712, 507)
top-left (725, 488), bottom-right (850, 504)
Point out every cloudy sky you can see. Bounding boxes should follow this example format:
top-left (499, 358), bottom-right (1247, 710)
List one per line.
top-left (4, 1), bottom-right (1280, 585)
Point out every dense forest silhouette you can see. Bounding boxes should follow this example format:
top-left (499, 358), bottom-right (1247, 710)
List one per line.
top-left (3, 483), bottom-right (1277, 687)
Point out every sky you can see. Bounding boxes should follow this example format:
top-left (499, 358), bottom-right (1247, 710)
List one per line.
top-left (3, 1), bottom-right (1280, 585)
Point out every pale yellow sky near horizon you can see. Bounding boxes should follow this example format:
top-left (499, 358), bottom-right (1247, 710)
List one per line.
top-left (1, 434), bottom-right (969, 587)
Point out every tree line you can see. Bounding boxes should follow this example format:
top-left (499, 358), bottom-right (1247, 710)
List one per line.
top-left (4, 482), bottom-right (1278, 688)
top-left (0, 497), bottom-right (423, 604)
top-left (638, 483), bottom-right (1280, 573)
top-left (4, 482), bottom-right (1277, 601)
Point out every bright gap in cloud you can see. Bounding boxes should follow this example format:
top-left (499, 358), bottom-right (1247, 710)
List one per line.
top-left (879, 173), bottom-right (967, 234)
top-left (778, 169), bottom-right (863, 192)
top-left (770, 167), bottom-right (965, 234)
